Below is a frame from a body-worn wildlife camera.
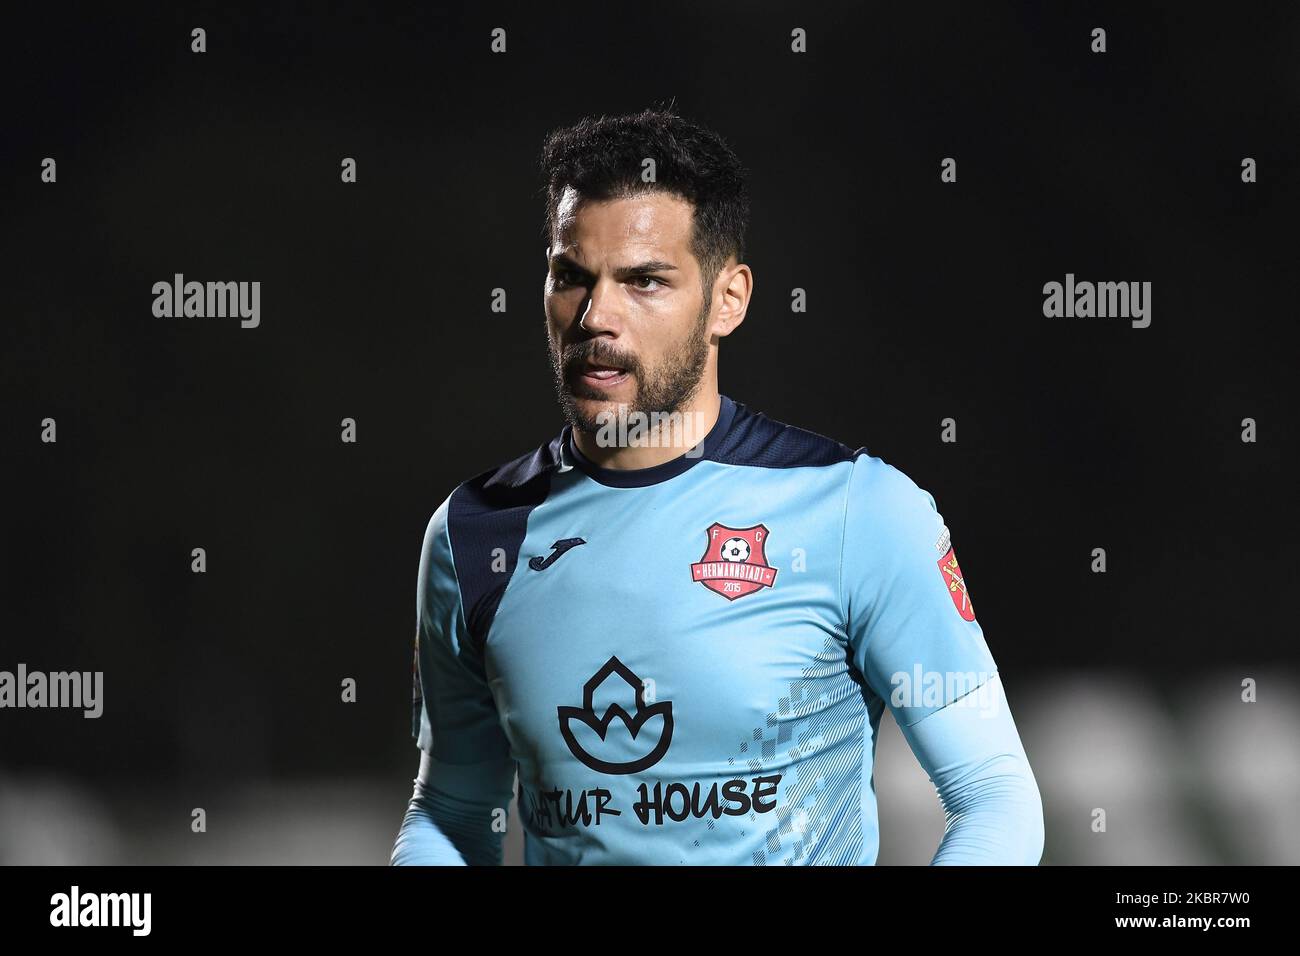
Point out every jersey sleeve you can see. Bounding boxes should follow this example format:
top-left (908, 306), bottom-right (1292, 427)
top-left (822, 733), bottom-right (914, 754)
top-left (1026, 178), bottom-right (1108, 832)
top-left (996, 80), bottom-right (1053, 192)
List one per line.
top-left (391, 749), bottom-right (517, 866)
top-left (841, 453), bottom-right (998, 727)
top-left (400, 494), bottom-right (516, 864)
top-left (897, 672), bottom-right (1045, 864)
top-left (412, 493), bottom-right (513, 763)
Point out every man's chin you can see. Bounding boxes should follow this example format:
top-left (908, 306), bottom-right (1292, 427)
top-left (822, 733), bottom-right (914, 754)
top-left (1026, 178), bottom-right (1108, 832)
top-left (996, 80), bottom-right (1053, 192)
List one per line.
top-left (561, 387), bottom-right (632, 434)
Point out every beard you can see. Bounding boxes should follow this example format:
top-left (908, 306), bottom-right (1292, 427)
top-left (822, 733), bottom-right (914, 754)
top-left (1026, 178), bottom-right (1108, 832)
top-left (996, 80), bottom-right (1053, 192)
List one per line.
top-left (548, 300), bottom-right (711, 436)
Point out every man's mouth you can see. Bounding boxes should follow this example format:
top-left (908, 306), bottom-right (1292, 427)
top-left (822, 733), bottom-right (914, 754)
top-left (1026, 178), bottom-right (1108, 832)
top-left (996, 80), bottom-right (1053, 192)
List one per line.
top-left (577, 361), bottom-right (630, 389)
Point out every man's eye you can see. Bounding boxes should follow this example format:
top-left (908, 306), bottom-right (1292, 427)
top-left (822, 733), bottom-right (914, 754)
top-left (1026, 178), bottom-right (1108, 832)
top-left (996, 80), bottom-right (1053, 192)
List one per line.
top-left (554, 270), bottom-right (581, 288)
top-left (631, 276), bottom-right (663, 290)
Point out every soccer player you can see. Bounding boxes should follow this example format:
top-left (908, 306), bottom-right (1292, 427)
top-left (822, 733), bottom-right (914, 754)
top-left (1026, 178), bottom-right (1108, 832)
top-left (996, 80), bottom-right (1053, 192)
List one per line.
top-left (390, 108), bottom-right (1044, 865)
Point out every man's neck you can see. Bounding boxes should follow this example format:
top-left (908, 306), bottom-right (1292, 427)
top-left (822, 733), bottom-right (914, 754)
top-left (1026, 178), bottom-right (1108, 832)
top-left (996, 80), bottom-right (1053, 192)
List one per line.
top-left (572, 391), bottom-right (722, 471)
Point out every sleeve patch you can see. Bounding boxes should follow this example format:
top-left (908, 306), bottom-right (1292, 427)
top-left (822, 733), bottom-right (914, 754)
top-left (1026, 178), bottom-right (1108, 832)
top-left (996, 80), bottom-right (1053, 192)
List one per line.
top-left (938, 547), bottom-right (976, 622)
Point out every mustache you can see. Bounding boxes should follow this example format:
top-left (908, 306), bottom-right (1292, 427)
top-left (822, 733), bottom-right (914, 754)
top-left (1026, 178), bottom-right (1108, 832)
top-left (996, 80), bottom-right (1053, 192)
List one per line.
top-left (562, 341), bottom-right (639, 377)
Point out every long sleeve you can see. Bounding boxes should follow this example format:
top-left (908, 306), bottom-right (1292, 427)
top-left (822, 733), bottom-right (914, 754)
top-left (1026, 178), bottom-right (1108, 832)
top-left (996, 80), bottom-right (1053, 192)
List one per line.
top-left (390, 494), bottom-right (517, 866)
top-left (897, 672), bottom-right (1044, 865)
top-left (839, 452), bottom-right (1042, 863)
top-left (391, 750), bottom-right (516, 866)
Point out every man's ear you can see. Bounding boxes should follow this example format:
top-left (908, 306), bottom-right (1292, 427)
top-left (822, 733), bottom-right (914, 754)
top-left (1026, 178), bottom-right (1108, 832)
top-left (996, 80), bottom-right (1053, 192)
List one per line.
top-left (713, 262), bottom-right (752, 339)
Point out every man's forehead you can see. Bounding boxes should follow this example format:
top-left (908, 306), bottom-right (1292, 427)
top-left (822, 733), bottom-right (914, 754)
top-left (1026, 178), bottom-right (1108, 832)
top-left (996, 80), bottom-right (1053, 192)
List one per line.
top-left (552, 187), bottom-right (693, 249)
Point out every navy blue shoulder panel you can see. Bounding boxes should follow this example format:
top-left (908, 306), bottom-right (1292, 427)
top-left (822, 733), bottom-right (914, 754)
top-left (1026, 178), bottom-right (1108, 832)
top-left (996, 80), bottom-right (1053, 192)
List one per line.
top-left (446, 433), bottom-right (565, 649)
top-left (712, 397), bottom-right (861, 468)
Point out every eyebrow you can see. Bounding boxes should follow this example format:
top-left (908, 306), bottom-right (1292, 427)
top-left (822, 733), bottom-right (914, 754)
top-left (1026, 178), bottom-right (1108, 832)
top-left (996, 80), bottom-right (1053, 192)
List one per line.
top-left (549, 252), bottom-right (679, 281)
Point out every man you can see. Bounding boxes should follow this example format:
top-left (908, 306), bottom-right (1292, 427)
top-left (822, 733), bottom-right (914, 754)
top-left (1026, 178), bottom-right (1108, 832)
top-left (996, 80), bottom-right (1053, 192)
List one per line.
top-left (390, 107), bottom-right (1044, 865)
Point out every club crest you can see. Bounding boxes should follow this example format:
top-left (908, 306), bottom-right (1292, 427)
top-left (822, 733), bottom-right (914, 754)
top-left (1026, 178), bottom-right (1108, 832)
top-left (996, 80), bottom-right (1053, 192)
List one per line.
top-left (690, 522), bottom-right (778, 601)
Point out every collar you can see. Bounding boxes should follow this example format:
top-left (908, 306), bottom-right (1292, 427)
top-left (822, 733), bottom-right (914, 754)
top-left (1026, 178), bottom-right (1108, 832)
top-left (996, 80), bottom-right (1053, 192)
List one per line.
top-left (562, 394), bottom-right (737, 488)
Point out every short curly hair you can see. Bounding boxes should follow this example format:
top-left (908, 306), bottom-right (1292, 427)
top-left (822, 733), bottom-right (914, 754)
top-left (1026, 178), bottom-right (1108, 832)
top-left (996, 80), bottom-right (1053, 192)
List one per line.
top-left (539, 104), bottom-right (750, 303)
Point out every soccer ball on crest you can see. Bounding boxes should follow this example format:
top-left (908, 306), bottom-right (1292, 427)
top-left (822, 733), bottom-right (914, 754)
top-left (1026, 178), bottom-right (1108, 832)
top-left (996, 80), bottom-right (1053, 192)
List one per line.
top-left (720, 537), bottom-right (751, 563)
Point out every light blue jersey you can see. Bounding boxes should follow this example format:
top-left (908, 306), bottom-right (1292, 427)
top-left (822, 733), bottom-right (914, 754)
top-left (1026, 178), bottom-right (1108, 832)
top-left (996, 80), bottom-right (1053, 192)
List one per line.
top-left (396, 394), bottom-right (1042, 865)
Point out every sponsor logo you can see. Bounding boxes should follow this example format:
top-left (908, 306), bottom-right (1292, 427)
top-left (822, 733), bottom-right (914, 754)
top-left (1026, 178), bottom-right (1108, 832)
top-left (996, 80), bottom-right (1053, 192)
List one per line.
top-left (529, 537), bottom-right (586, 571)
top-left (557, 656), bottom-right (672, 774)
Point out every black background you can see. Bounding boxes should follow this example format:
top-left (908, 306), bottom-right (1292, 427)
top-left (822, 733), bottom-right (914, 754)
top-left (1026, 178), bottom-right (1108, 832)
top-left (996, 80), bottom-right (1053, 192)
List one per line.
top-left (2, 1), bottom-right (1296, 789)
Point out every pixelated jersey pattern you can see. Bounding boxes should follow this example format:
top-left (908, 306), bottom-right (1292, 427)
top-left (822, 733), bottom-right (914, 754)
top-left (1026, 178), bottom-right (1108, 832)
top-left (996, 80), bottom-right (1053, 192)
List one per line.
top-left (715, 635), bottom-right (866, 866)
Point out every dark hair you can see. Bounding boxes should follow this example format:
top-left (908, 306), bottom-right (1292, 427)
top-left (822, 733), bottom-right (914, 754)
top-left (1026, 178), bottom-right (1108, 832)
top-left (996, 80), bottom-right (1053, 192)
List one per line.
top-left (538, 105), bottom-right (750, 303)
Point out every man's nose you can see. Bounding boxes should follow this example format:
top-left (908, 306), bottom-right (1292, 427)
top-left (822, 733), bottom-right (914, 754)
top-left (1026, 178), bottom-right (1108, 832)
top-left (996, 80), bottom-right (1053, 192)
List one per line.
top-left (579, 277), bottom-right (624, 335)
